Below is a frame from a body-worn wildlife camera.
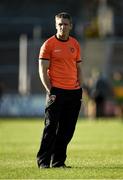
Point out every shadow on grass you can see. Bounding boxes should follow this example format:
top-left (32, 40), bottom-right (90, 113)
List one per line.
top-left (72, 165), bottom-right (123, 170)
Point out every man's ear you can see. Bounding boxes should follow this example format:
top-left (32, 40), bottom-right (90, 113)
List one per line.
top-left (55, 22), bottom-right (57, 30)
top-left (70, 23), bottom-right (73, 30)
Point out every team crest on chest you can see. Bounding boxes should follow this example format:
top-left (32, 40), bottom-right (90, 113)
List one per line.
top-left (69, 47), bottom-right (75, 53)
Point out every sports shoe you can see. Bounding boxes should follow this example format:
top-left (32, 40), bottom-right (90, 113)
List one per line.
top-left (37, 157), bottom-right (50, 169)
top-left (39, 165), bottom-right (50, 169)
top-left (52, 164), bottom-right (71, 168)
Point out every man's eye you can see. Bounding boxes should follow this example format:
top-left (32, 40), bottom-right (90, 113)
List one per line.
top-left (59, 23), bottom-right (68, 26)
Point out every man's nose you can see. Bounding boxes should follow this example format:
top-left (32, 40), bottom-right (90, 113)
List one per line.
top-left (61, 24), bottom-right (65, 29)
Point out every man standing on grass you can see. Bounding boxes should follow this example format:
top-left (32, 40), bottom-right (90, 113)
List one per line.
top-left (37, 12), bottom-right (83, 168)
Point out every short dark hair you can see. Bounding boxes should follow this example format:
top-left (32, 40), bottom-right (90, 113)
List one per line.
top-left (55, 12), bottom-right (72, 24)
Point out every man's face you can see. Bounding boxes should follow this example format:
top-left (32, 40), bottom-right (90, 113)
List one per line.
top-left (55, 17), bottom-right (72, 38)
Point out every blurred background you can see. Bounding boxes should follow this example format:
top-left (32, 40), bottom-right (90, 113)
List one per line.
top-left (0, 0), bottom-right (123, 118)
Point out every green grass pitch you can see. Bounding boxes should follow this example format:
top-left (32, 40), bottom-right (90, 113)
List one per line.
top-left (0, 118), bottom-right (123, 179)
